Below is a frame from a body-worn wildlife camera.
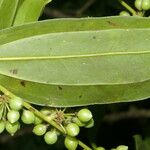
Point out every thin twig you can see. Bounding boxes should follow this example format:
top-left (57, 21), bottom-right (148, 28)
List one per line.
top-left (43, 7), bottom-right (71, 18)
top-left (119, 0), bottom-right (137, 16)
top-left (76, 0), bottom-right (95, 17)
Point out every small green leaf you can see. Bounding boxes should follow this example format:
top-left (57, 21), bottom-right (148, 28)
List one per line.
top-left (0, 0), bottom-right (19, 29)
top-left (134, 135), bottom-right (150, 150)
top-left (13, 0), bottom-right (52, 26)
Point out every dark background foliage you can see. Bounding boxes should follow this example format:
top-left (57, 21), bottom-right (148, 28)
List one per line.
top-left (0, 0), bottom-right (150, 150)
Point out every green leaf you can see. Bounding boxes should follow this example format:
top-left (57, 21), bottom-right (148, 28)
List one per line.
top-left (134, 135), bottom-right (150, 150)
top-left (0, 16), bottom-right (149, 45)
top-left (13, 0), bottom-right (52, 26)
top-left (0, 17), bottom-right (149, 107)
top-left (0, 0), bottom-right (19, 30)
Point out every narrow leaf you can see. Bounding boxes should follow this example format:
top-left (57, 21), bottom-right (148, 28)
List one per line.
top-left (134, 135), bottom-right (150, 150)
top-left (13, 0), bottom-right (52, 26)
top-left (0, 16), bottom-right (149, 45)
top-left (0, 0), bottom-right (19, 29)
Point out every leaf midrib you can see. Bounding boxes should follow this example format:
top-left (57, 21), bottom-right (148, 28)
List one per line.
top-left (0, 50), bottom-right (149, 61)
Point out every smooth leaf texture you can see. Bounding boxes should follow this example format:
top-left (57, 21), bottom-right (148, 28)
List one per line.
top-left (134, 135), bottom-right (150, 150)
top-left (0, 0), bottom-right (19, 29)
top-left (13, 0), bottom-right (52, 26)
top-left (0, 17), bottom-right (149, 107)
top-left (0, 16), bottom-right (150, 45)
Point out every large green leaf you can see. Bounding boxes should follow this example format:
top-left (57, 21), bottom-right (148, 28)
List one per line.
top-left (13, 0), bottom-right (52, 26)
top-left (0, 0), bottom-right (19, 30)
top-left (0, 17), bottom-right (149, 107)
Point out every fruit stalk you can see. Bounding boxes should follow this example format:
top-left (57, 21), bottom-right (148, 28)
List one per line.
top-left (119, 0), bottom-right (137, 15)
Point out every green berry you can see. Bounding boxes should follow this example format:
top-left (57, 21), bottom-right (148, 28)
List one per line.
top-left (85, 118), bottom-right (94, 128)
top-left (44, 130), bottom-right (58, 145)
top-left (72, 117), bottom-right (85, 127)
top-left (40, 108), bottom-right (52, 115)
top-left (0, 121), bottom-right (5, 134)
top-left (34, 116), bottom-right (43, 125)
top-left (21, 110), bottom-right (35, 124)
top-left (66, 123), bottom-right (80, 137)
top-left (9, 97), bottom-right (23, 111)
top-left (77, 108), bottom-right (92, 123)
top-left (0, 106), bottom-right (3, 119)
top-left (142, 0), bottom-right (150, 10)
top-left (7, 110), bottom-right (20, 124)
top-left (119, 11), bottom-right (130, 16)
top-left (64, 136), bottom-right (78, 150)
top-left (96, 147), bottom-right (105, 150)
top-left (135, 0), bottom-right (143, 10)
top-left (116, 145), bottom-right (128, 150)
top-left (33, 124), bottom-right (47, 136)
top-left (5, 121), bottom-right (20, 136)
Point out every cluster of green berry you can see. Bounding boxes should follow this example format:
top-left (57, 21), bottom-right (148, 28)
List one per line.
top-left (32, 108), bottom-right (94, 150)
top-left (0, 96), bottom-right (23, 136)
top-left (0, 92), bottom-right (128, 150)
top-left (0, 93), bottom-right (94, 150)
top-left (119, 0), bottom-right (150, 16)
top-left (135, 0), bottom-right (150, 11)
top-left (64, 108), bottom-right (94, 150)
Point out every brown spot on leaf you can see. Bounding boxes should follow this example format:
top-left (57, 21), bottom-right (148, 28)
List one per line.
top-left (58, 86), bottom-right (63, 90)
top-left (106, 21), bottom-right (119, 27)
top-left (79, 95), bottom-right (82, 98)
top-left (9, 69), bottom-right (18, 75)
top-left (20, 80), bottom-right (26, 87)
top-left (92, 36), bottom-right (96, 39)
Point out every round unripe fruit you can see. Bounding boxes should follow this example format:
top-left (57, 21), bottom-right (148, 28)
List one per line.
top-left (40, 108), bottom-right (52, 115)
top-left (5, 121), bottom-right (20, 136)
top-left (9, 97), bottom-right (23, 111)
top-left (135, 0), bottom-right (143, 10)
top-left (66, 123), bottom-right (80, 137)
top-left (72, 117), bottom-right (85, 127)
top-left (7, 110), bottom-right (20, 123)
top-left (85, 118), bottom-right (94, 128)
top-left (64, 136), bottom-right (78, 150)
top-left (77, 108), bottom-right (92, 123)
top-left (44, 130), bottom-right (58, 145)
top-left (0, 121), bottom-right (5, 133)
top-left (119, 11), bottom-right (130, 16)
top-left (33, 124), bottom-right (47, 136)
top-left (34, 116), bottom-right (43, 125)
top-left (142, 0), bottom-right (150, 10)
top-left (21, 110), bottom-right (35, 124)
top-left (116, 145), bottom-right (128, 150)
top-left (96, 147), bottom-right (105, 150)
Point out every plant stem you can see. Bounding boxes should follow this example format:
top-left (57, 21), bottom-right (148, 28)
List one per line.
top-left (91, 142), bottom-right (97, 150)
top-left (0, 85), bottom-right (65, 133)
top-left (0, 85), bottom-right (93, 150)
top-left (23, 101), bottom-right (66, 134)
top-left (64, 113), bottom-right (75, 116)
top-left (119, 0), bottom-right (137, 16)
top-left (79, 140), bottom-right (92, 150)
